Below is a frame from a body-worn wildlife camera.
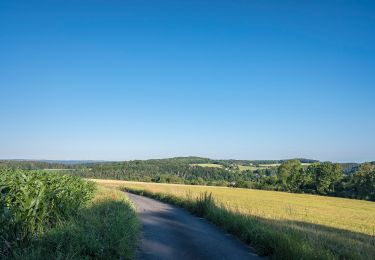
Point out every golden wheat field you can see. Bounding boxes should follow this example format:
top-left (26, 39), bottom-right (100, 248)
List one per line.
top-left (93, 179), bottom-right (375, 236)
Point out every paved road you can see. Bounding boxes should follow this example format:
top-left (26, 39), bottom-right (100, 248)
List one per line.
top-left (126, 192), bottom-right (260, 260)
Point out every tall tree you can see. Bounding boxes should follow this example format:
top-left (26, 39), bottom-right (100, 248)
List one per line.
top-left (277, 160), bottom-right (302, 191)
top-left (312, 163), bottom-right (343, 194)
top-left (353, 163), bottom-right (375, 200)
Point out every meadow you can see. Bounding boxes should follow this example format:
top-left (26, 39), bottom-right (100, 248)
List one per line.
top-left (237, 165), bottom-right (267, 171)
top-left (192, 162), bottom-right (291, 171)
top-left (190, 163), bottom-right (224, 168)
top-left (94, 179), bottom-right (375, 259)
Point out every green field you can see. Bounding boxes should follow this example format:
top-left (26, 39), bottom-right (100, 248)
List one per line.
top-left (237, 165), bottom-right (267, 171)
top-left (191, 163), bottom-right (306, 171)
top-left (190, 163), bottom-right (224, 168)
top-left (192, 163), bottom-right (277, 171)
top-left (258, 163), bottom-right (281, 167)
top-left (94, 179), bottom-right (375, 259)
top-left (239, 163), bottom-right (311, 171)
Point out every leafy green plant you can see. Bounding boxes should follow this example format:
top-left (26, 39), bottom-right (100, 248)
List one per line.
top-left (0, 168), bottom-right (95, 257)
top-left (11, 186), bottom-right (139, 260)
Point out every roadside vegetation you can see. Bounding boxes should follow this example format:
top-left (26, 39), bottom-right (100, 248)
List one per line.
top-left (0, 169), bottom-right (139, 259)
top-left (96, 179), bottom-right (375, 259)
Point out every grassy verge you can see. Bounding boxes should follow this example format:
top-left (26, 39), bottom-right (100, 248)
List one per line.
top-left (14, 186), bottom-right (139, 259)
top-left (1, 169), bottom-right (139, 259)
top-left (123, 186), bottom-right (375, 260)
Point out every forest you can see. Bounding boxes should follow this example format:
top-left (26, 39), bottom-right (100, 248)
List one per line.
top-left (1, 157), bottom-right (374, 201)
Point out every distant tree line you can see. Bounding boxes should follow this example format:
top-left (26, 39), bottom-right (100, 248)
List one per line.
top-left (0, 160), bottom-right (77, 170)
top-left (1, 157), bottom-right (373, 201)
top-left (236, 160), bottom-right (375, 201)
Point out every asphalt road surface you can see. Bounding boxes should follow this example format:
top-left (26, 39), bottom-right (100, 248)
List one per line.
top-left (126, 192), bottom-right (260, 260)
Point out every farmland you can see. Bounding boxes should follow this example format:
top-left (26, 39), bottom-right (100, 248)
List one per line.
top-left (2, 157), bottom-right (373, 201)
top-left (192, 163), bottom-right (283, 171)
top-left (94, 179), bottom-right (375, 259)
top-left (192, 163), bottom-right (278, 171)
top-left (190, 163), bottom-right (224, 168)
top-left (1, 161), bottom-right (374, 259)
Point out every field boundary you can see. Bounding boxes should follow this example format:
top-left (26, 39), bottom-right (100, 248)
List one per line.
top-left (123, 187), bottom-right (336, 259)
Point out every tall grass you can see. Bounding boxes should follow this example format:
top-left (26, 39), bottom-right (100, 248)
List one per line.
top-left (1, 169), bottom-right (139, 259)
top-left (12, 186), bottom-right (139, 260)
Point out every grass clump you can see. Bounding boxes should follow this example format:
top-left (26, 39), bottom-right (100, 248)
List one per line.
top-left (1, 169), bottom-right (139, 259)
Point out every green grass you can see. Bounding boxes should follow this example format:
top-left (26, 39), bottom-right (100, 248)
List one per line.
top-left (258, 163), bottom-right (281, 167)
top-left (190, 163), bottom-right (224, 168)
top-left (1, 169), bottom-right (139, 259)
top-left (39, 169), bottom-right (74, 172)
top-left (258, 163), bottom-right (311, 167)
top-left (237, 165), bottom-right (259, 171)
top-left (238, 163), bottom-right (311, 171)
top-left (239, 164), bottom-right (281, 171)
top-left (192, 163), bottom-right (278, 171)
top-left (96, 180), bottom-right (375, 260)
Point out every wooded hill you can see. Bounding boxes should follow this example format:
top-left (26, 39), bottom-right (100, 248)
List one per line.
top-left (1, 157), bottom-right (373, 201)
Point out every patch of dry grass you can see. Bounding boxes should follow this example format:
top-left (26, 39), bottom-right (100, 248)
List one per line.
top-left (93, 179), bottom-right (375, 235)
top-left (93, 179), bottom-right (375, 259)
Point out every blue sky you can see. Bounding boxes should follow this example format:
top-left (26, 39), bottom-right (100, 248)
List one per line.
top-left (1, 0), bottom-right (374, 162)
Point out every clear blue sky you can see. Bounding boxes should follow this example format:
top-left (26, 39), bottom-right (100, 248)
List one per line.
top-left (1, 1), bottom-right (374, 162)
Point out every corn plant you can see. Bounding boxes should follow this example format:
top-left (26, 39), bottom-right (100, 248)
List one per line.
top-left (0, 168), bottom-right (95, 257)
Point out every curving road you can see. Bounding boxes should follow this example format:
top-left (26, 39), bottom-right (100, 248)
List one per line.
top-left (126, 192), bottom-right (260, 260)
